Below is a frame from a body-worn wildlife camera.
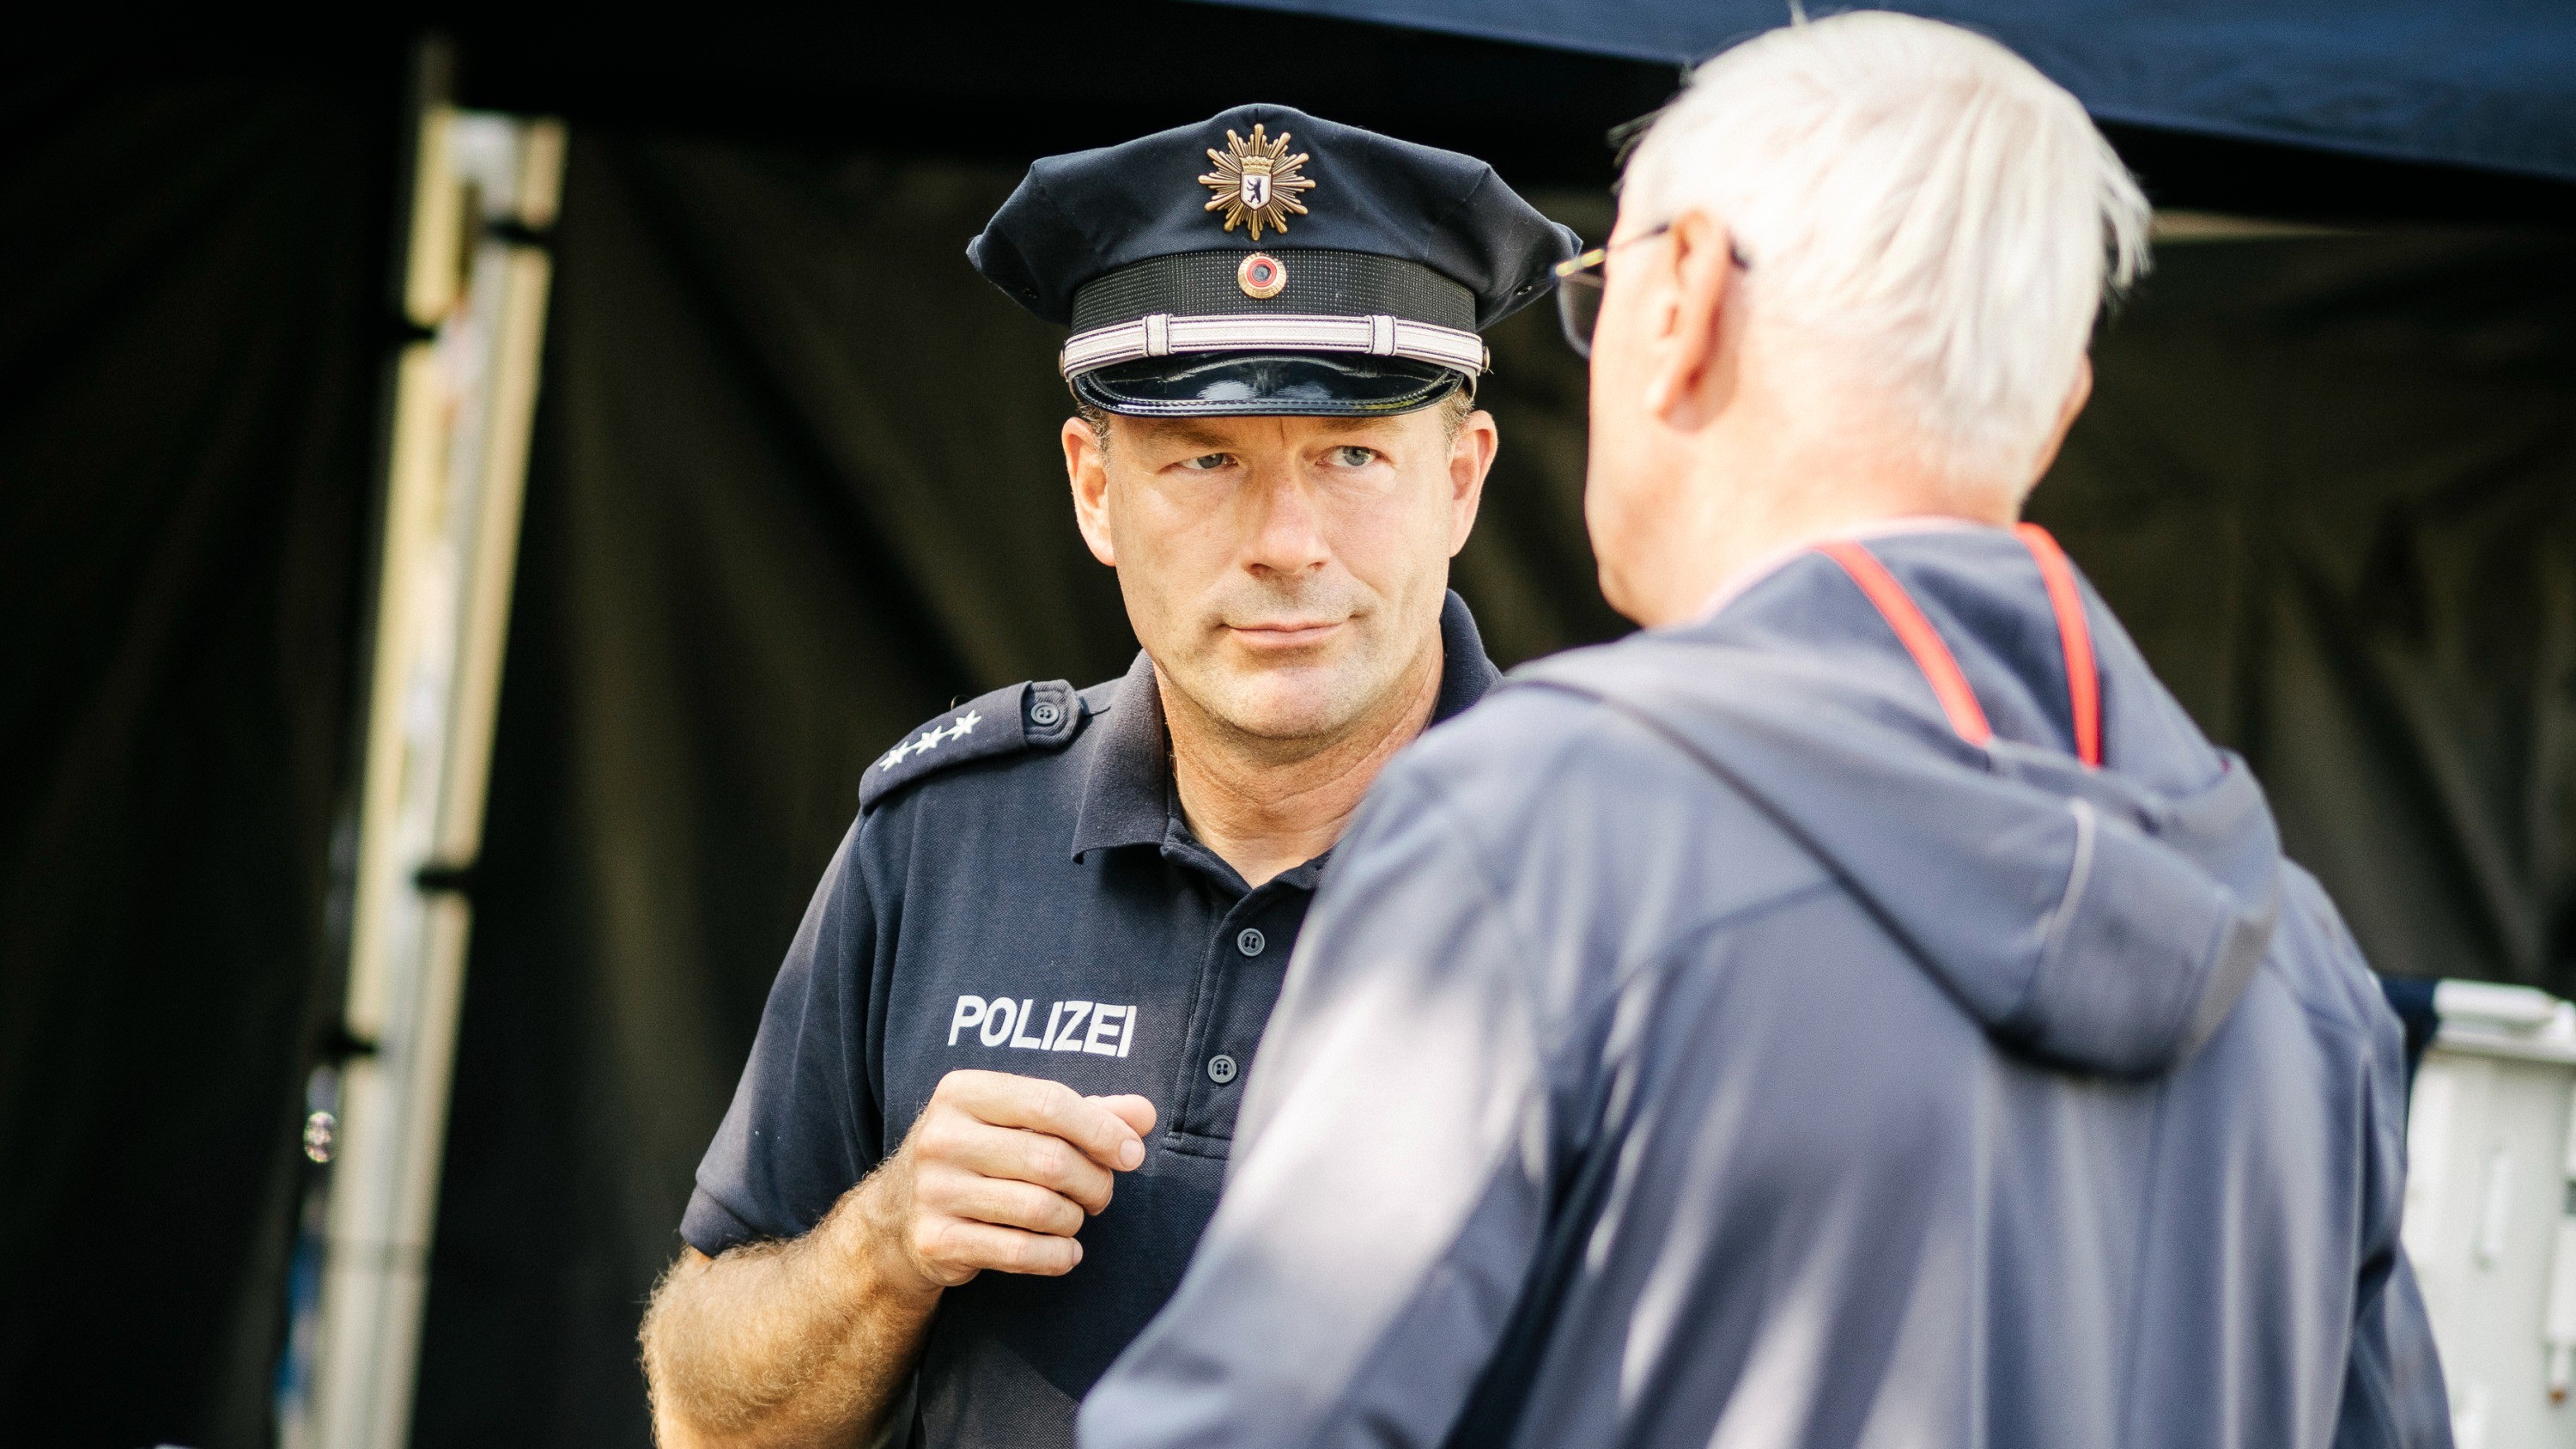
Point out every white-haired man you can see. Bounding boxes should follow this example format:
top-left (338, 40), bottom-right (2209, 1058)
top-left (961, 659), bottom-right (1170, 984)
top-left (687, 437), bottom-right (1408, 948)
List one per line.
top-left (1079, 14), bottom-right (2451, 1449)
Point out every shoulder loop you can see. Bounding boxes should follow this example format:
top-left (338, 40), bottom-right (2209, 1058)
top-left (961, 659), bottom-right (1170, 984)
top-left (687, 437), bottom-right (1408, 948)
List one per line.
top-left (859, 679), bottom-right (1090, 814)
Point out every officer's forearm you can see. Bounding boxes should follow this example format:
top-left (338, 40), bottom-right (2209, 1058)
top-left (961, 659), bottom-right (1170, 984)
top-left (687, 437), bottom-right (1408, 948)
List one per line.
top-left (641, 1175), bottom-right (939, 1449)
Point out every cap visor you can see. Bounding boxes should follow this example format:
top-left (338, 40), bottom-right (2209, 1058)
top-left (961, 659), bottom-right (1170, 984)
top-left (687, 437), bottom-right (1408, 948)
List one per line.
top-left (1072, 353), bottom-right (1466, 417)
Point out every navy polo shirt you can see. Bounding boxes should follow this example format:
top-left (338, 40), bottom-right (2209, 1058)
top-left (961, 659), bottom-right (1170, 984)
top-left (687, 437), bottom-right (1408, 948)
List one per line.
top-left (682, 591), bottom-right (1498, 1447)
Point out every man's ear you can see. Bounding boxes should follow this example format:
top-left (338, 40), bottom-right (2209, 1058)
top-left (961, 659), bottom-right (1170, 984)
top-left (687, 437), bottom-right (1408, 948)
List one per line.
top-left (1445, 407), bottom-right (1498, 556)
top-left (1644, 210), bottom-right (1736, 424)
top-left (1063, 416), bottom-right (1118, 567)
top-left (2022, 355), bottom-right (2093, 491)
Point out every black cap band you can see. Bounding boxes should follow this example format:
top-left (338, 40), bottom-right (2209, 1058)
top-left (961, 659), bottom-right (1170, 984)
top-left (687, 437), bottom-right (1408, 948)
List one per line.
top-left (1070, 250), bottom-right (1476, 332)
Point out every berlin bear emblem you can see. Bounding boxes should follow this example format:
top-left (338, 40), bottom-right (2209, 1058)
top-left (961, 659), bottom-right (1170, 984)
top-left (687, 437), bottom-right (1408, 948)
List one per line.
top-left (1199, 125), bottom-right (1315, 240)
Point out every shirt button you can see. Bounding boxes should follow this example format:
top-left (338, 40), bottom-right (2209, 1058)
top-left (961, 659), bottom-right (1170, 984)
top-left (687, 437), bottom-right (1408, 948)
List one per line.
top-left (1236, 927), bottom-right (1266, 957)
top-left (1030, 700), bottom-right (1062, 727)
top-left (1206, 1054), bottom-right (1239, 1085)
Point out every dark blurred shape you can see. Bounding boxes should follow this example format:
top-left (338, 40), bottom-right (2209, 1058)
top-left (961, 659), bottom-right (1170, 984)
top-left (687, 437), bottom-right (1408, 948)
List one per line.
top-left (0, 40), bottom-right (404, 1449)
top-left (2378, 976), bottom-right (2442, 1086)
top-left (2032, 231), bottom-right (2576, 992)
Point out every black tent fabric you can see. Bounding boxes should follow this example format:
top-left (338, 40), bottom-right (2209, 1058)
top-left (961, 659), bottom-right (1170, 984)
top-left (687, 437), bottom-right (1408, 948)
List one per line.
top-left (2032, 233), bottom-right (2576, 988)
top-left (3, 21), bottom-right (2570, 1447)
top-left (0, 55), bottom-right (398, 1449)
top-left (1204, 0), bottom-right (2576, 183)
top-left (415, 128), bottom-right (2575, 1446)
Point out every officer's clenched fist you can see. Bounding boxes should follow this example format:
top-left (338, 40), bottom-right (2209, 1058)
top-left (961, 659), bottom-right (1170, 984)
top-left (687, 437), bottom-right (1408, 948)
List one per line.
top-left (858, 1069), bottom-right (1155, 1290)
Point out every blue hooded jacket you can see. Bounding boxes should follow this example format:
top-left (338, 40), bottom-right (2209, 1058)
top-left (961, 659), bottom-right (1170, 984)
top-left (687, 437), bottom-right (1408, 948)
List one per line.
top-left (1079, 526), bottom-right (2450, 1449)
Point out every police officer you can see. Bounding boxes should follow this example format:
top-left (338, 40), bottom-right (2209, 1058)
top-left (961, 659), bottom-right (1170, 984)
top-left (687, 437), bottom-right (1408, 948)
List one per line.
top-left (638, 105), bottom-right (1575, 1448)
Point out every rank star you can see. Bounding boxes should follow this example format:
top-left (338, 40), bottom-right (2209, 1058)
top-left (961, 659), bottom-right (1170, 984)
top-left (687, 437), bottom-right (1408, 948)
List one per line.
top-left (879, 730), bottom-right (934, 770)
top-left (944, 710), bottom-right (981, 743)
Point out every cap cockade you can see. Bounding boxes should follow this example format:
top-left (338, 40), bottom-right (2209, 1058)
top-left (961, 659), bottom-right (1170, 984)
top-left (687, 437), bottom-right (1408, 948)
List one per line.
top-left (1200, 125), bottom-right (1315, 240)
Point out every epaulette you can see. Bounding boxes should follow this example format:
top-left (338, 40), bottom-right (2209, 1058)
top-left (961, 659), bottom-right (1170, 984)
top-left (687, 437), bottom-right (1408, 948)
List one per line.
top-left (859, 679), bottom-right (1088, 814)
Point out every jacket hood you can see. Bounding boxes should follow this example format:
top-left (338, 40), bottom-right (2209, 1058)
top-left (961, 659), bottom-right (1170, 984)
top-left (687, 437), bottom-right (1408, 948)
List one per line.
top-left (1518, 527), bottom-right (2281, 1078)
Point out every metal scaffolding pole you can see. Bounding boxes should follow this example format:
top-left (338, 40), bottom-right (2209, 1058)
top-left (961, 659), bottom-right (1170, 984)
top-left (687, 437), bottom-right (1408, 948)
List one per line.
top-left (284, 44), bottom-right (565, 1449)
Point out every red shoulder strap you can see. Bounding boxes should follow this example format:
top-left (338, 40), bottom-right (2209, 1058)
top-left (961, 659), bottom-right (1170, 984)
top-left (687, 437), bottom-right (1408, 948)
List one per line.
top-left (1817, 527), bottom-right (2104, 768)
top-left (2014, 523), bottom-right (2101, 768)
top-left (1816, 539), bottom-right (1992, 747)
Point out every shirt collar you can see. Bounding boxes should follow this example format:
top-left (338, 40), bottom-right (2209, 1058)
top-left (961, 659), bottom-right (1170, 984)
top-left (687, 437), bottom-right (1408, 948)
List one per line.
top-left (1069, 589), bottom-right (1499, 864)
top-left (1430, 588), bottom-right (1504, 726)
top-left (1070, 649), bottom-right (1170, 860)
top-left (1693, 515), bottom-right (1991, 624)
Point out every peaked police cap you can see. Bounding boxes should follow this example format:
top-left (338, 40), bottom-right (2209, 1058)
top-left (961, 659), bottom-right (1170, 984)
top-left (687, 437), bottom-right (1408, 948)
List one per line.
top-left (969, 104), bottom-right (1579, 417)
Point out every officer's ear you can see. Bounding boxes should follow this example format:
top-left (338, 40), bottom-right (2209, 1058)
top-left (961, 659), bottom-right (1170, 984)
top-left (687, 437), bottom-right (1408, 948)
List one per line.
top-left (1445, 407), bottom-right (1498, 557)
top-left (1063, 415), bottom-right (1119, 567)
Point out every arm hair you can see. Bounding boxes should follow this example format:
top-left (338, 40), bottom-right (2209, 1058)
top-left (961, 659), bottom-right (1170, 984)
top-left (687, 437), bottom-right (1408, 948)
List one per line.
top-left (641, 1170), bottom-right (937, 1449)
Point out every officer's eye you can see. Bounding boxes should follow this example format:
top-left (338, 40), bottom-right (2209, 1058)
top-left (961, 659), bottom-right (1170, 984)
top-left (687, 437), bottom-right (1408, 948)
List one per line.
top-left (1328, 446), bottom-right (1378, 468)
top-left (1179, 453), bottom-right (1232, 472)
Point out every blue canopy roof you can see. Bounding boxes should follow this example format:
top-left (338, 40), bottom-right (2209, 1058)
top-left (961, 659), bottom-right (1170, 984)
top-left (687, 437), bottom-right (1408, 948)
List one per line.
top-left (1194, 0), bottom-right (2576, 183)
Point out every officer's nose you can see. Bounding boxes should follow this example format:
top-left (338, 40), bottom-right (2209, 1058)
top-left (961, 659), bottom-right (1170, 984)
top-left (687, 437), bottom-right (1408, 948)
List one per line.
top-left (1238, 466), bottom-right (1333, 579)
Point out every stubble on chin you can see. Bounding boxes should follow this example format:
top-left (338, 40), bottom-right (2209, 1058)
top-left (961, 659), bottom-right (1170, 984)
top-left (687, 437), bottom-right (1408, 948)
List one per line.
top-left (1172, 638), bottom-right (1370, 746)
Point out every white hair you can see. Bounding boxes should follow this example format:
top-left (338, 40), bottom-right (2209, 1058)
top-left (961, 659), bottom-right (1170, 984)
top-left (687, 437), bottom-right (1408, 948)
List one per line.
top-left (1620, 11), bottom-right (2150, 489)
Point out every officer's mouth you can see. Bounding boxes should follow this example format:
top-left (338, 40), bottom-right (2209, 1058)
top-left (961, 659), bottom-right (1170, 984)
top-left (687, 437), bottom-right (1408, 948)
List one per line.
top-left (1225, 620), bottom-right (1347, 650)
